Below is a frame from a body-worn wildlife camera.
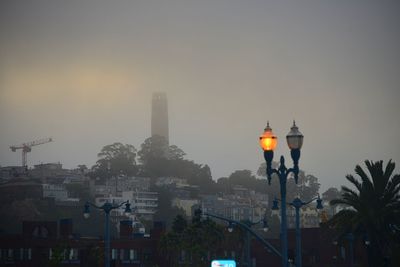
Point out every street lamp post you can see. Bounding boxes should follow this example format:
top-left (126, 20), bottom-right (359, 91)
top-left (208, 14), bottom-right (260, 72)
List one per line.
top-left (272, 196), bottom-right (323, 267)
top-left (291, 196), bottom-right (323, 267)
top-left (83, 200), bottom-right (132, 267)
top-left (259, 121), bottom-right (304, 267)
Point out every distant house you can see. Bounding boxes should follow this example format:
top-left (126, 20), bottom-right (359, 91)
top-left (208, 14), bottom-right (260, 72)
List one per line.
top-left (42, 184), bottom-right (68, 201)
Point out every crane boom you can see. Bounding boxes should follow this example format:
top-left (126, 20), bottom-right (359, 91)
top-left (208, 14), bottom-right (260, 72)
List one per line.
top-left (10, 137), bottom-right (53, 167)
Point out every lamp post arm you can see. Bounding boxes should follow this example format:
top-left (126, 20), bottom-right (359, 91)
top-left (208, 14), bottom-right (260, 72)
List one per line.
top-left (286, 167), bottom-right (298, 178)
top-left (266, 168), bottom-right (280, 184)
top-left (113, 200), bottom-right (129, 209)
top-left (87, 200), bottom-right (130, 214)
top-left (275, 197), bottom-right (296, 207)
top-left (303, 197), bottom-right (319, 206)
top-left (204, 212), bottom-right (282, 258)
top-left (86, 201), bottom-right (104, 210)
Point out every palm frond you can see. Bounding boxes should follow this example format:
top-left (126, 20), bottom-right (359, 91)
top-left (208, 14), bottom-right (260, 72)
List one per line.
top-left (345, 174), bottom-right (362, 192)
top-left (383, 160), bottom-right (395, 187)
top-left (355, 163), bottom-right (374, 192)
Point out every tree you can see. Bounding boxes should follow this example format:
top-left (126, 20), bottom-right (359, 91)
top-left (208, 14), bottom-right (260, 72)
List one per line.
top-left (138, 135), bottom-right (169, 165)
top-left (322, 187), bottom-right (341, 203)
top-left (322, 186), bottom-right (342, 218)
top-left (296, 172), bottom-right (320, 200)
top-left (90, 142), bottom-right (138, 180)
top-left (160, 213), bottom-right (224, 267)
top-left (328, 160), bottom-right (400, 267)
top-left (256, 162), bottom-right (320, 205)
top-left (172, 214), bottom-right (188, 234)
top-left (153, 186), bottom-right (186, 228)
top-left (138, 136), bottom-right (186, 177)
top-left (169, 145), bottom-right (186, 161)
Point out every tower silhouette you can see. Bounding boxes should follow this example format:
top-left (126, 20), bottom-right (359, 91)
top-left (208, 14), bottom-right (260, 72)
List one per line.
top-left (151, 92), bottom-right (169, 145)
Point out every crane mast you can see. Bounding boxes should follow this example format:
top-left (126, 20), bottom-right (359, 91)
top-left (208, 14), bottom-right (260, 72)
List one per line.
top-left (10, 137), bottom-right (53, 167)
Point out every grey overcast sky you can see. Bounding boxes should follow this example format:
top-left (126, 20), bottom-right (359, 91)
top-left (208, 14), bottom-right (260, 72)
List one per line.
top-left (1, 0), bottom-right (399, 191)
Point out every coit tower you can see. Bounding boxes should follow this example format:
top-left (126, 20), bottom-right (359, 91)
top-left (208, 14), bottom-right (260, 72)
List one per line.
top-left (151, 92), bottom-right (169, 145)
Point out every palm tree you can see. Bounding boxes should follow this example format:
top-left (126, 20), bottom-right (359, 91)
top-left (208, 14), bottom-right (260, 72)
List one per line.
top-left (328, 160), bottom-right (400, 267)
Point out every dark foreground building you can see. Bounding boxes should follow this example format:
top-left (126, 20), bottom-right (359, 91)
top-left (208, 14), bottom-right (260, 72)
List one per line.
top-left (0, 220), bottom-right (367, 267)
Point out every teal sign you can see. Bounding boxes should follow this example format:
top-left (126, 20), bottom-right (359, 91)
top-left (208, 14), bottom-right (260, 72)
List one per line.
top-left (211, 260), bottom-right (236, 267)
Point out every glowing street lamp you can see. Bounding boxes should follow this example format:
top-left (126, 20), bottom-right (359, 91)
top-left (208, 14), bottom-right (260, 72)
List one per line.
top-left (259, 121), bottom-right (304, 267)
top-left (259, 122), bottom-right (278, 152)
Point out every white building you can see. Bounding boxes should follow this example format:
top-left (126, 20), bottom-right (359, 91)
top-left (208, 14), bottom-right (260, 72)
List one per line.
top-left (274, 206), bottom-right (321, 229)
top-left (155, 177), bottom-right (188, 187)
top-left (122, 191), bottom-right (158, 221)
top-left (172, 198), bottom-right (200, 217)
top-left (90, 176), bottom-right (150, 198)
top-left (42, 184), bottom-right (68, 201)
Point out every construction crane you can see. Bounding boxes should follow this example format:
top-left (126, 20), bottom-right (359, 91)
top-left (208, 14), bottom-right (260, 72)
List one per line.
top-left (10, 137), bottom-right (53, 167)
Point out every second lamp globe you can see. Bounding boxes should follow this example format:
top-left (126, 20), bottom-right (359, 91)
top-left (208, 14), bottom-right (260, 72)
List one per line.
top-left (286, 121), bottom-right (304, 150)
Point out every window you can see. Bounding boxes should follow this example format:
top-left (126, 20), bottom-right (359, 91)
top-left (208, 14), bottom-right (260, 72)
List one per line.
top-left (27, 248), bottom-right (31, 260)
top-left (69, 248), bottom-right (78, 260)
top-left (7, 249), bottom-right (13, 260)
top-left (179, 250), bottom-right (186, 261)
top-left (129, 249), bottom-right (138, 260)
top-left (340, 246), bottom-right (346, 259)
top-left (19, 248), bottom-right (25, 260)
top-left (111, 249), bottom-right (118, 260)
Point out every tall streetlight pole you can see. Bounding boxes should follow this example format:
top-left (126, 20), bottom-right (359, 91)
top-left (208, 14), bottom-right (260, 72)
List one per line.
top-left (83, 201), bottom-right (132, 267)
top-left (259, 121), bottom-right (304, 267)
top-left (272, 196), bottom-right (323, 267)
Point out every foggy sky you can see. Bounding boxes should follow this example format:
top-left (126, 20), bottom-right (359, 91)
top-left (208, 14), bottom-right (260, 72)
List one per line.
top-left (1, 0), bottom-right (399, 191)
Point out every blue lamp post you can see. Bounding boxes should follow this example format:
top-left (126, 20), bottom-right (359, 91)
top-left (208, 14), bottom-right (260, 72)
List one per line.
top-left (271, 196), bottom-right (323, 267)
top-left (260, 121), bottom-right (304, 267)
top-left (83, 200), bottom-right (132, 267)
top-left (291, 196), bottom-right (323, 267)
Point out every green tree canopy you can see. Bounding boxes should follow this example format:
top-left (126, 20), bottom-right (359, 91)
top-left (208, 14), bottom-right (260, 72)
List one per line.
top-left (138, 136), bottom-right (217, 192)
top-left (322, 187), bottom-right (341, 203)
top-left (138, 136), bottom-right (186, 177)
top-left (90, 142), bottom-right (138, 180)
top-left (138, 136), bottom-right (186, 164)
